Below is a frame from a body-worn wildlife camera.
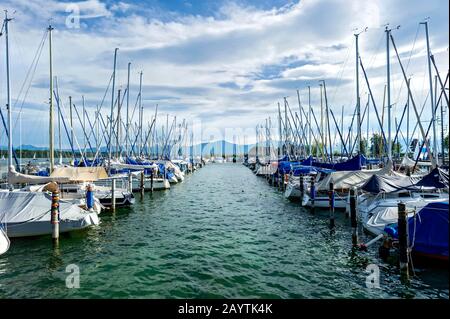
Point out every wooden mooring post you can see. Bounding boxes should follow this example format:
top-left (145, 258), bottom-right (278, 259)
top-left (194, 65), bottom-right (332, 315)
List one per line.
top-left (150, 169), bottom-right (154, 192)
top-left (140, 170), bottom-right (145, 195)
top-left (350, 187), bottom-right (358, 246)
top-left (329, 182), bottom-right (335, 229)
top-left (398, 202), bottom-right (409, 282)
top-left (299, 175), bottom-right (304, 207)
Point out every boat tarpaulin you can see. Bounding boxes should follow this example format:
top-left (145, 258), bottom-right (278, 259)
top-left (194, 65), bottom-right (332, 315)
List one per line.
top-left (0, 191), bottom-right (99, 237)
top-left (384, 201), bottom-right (449, 258)
top-left (50, 166), bottom-right (108, 181)
top-left (312, 154), bottom-right (366, 171)
top-left (361, 173), bottom-right (418, 194)
top-left (413, 167), bottom-right (449, 189)
top-left (315, 166), bottom-right (389, 191)
top-left (8, 165), bottom-right (70, 185)
top-left (400, 156), bottom-right (432, 167)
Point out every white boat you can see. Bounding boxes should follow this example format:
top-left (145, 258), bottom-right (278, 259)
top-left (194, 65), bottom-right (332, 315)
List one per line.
top-left (359, 193), bottom-right (448, 236)
top-left (0, 226), bottom-right (10, 255)
top-left (0, 191), bottom-right (99, 238)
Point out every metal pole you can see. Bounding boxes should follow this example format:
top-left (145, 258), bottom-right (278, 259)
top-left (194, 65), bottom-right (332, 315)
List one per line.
top-left (48, 25), bottom-right (55, 173)
top-left (126, 62), bottom-right (131, 157)
top-left (4, 11), bottom-right (13, 171)
top-left (386, 26), bottom-right (392, 162)
top-left (421, 21), bottom-right (437, 166)
top-left (355, 33), bottom-right (361, 154)
top-left (109, 48), bottom-right (118, 174)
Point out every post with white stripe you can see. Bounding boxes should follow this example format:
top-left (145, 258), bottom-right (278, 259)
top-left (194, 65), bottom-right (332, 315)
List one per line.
top-left (111, 178), bottom-right (116, 211)
top-left (51, 189), bottom-right (60, 244)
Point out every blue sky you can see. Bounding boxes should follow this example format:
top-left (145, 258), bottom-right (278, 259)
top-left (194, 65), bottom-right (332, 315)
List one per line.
top-left (0, 0), bottom-right (448, 148)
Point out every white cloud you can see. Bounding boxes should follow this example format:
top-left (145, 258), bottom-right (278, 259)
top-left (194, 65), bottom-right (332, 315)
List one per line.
top-left (0, 0), bottom-right (448, 147)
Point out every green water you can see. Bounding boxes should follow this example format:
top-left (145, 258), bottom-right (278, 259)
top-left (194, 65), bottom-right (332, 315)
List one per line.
top-left (0, 164), bottom-right (448, 298)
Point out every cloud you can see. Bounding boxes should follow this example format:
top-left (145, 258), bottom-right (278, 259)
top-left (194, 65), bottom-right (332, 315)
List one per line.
top-left (0, 0), bottom-right (448, 147)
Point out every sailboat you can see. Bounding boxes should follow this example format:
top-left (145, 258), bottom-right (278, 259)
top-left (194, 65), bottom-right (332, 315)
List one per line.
top-left (0, 19), bottom-right (100, 238)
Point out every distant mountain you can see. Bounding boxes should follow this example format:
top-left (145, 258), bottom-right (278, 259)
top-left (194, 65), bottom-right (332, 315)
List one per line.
top-left (1, 140), bottom-right (279, 157)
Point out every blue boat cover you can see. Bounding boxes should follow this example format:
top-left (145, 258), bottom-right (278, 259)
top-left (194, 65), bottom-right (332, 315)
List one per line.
top-left (414, 167), bottom-right (449, 189)
top-left (384, 201), bottom-right (449, 258)
top-left (312, 154), bottom-right (366, 171)
top-left (361, 174), bottom-right (418, 193)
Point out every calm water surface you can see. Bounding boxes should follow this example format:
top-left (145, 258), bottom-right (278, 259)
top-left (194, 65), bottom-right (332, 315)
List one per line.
top-left (0, 164), bottom-right (448, 298)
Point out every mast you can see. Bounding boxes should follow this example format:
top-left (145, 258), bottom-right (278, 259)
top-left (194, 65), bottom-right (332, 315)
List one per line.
top-left (277, 102), bottom-right (282, 158)
top-left (320, 83), bottom-right (325, 160)
top-left (322, 80), bottom-right (333, 161)
top-left (109, 48), bottom-right (118, 172)
top-left (4, 11), bottom-right (13, 171)
top-left (406, 78), bottom-right (410, 155)
top-left (355, 33), bottom-right (361, 155)
top-left (354, 28), bottom-right (367, 155)
top-left (116, 89), bottom-right (121, 159)
top-left (48, 24), bottom-right (55, 172)
top-left (386, 26), bottom-right (392, 163)
top-left (138, 71), bottom-right (143, 156)
top-left (69, 96), bottom-right (73, 149)
top-left (421, 21), bottom-right (437, 166)
top-left (126, 62), bottom-right (131, 157)
top-left (308, 86), bottom-right (312, 156)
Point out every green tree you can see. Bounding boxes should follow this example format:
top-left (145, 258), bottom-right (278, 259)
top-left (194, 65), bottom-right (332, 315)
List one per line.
top-left (370, 133), bottom-right (383, 158)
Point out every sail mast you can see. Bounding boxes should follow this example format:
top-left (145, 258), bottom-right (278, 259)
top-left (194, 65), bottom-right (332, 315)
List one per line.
top-left (421, 20), bottom-right (437, 166)
top-left (386, 26), bottom-right (392, 163)
top-left (4, 11), bottom-right (13, 172)
top-left (48, 24), bottom-right (55, 172)
top-left (126, 62), bottom-right (131, 157)
top-left (109, 48), bottom-right (118, 172)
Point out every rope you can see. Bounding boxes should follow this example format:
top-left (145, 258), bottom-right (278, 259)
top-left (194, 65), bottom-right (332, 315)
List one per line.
top-left (12, 30), bottom-right (48, 130)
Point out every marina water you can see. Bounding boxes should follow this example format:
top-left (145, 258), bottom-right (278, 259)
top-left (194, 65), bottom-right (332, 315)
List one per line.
top-left (0, 164), bottom-right (447, 298)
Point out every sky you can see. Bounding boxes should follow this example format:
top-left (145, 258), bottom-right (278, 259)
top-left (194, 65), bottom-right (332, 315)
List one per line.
top-left (0, 0), bottom-right (448, 149)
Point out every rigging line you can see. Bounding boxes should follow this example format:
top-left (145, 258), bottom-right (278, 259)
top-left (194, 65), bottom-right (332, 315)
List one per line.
top-left (329, 37), bottom-right (353, 106)
top-left (12, 30), bottom-right (48, 130)
top-left (394, 23), bottom-right (420, 107)
top-left (13, 29), bottom-right (47, 108)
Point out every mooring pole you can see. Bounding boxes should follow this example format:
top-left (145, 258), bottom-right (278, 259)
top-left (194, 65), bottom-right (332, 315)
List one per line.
top-left (310, 177), bottom-right (315, 214)
top-left (140, 170), bottom-right (145, 195)
top-left (111, 178), bottom-right (116, 211)
top-left (350, 187), bottom-right (358, 246)
top-left (150, 168), bottom-right (154, 192)
top-left (51, 189), bottom-right (60, 244)
top-left (398, 202), bottom-right (409, 282)
top-left (329, 182), bottom-right (335, 229)
top-left (86, 184), bottom-right (94, 211)
top-left (299, 174), bottom-right (304, 207)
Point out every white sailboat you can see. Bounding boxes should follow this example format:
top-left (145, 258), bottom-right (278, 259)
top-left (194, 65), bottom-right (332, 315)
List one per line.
top-left (0, 19), bottom-right (100, 238)
top-left (0, 191), bottom-right (99, 238)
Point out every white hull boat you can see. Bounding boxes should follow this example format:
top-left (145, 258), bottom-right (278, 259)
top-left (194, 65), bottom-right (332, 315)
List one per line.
top-left (0, 191), bottom-right (100, 238)
top-left (0, 227), bottom-right (10, 255)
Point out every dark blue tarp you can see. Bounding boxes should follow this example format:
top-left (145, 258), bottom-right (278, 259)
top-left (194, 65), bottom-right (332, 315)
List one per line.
top-left (361, 174), bottom-right (419, 194)
top-left (278, 155), bottom-right (289, 162)
top-left (384, 201), bottom-right (449, 258)
top-left (74, 158), bottom-right (103, 167)
top-left (312, 154), bottom-right (366, 171)
top-left (414, 167), bottom-right (449, 189)
top-left (300, 156), bottom-right (313, 166)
